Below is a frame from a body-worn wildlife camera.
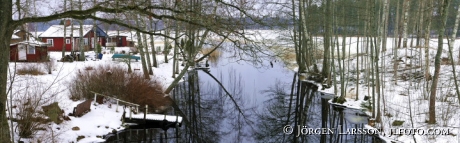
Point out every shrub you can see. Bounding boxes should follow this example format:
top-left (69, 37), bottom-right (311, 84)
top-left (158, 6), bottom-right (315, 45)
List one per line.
top-left (17, 64), bottom-right (45, 75)
top-left (15, 96), bottom-right (52, 138)
top-left (96, 44), bottom-right (102, 54)
top-left (84, 66), bottom-right (94, 70)
top-left (41, 102), bottom-right (64, 124)
top-left (68, 65), bottom-right (171, 112)
top-left (42, 56), bottom-right (55, 74)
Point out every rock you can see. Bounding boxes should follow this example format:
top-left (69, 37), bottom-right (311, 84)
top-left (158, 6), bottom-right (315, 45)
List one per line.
top-left (76, 136), bottom-right (85, 141)
top-left (72, 126), bottom-right (80, 131)
top-left (392, 120), bottom-right (405, 126)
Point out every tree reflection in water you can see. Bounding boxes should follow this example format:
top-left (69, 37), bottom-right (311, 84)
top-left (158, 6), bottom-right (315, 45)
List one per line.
top-left (172, 68), bottom-right (254, 142)
top-left (253, 77), bottom-right (382, 143)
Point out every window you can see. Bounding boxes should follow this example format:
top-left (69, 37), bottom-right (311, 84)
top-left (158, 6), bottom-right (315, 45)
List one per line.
top-left (27, 45), bottom-right (35, 54)
top-left (66, 39), bottom-right (70, 44)
top-left (84, 38), bottom-right (88, 45)
top-left (46, 39), bottom-right (53, 46)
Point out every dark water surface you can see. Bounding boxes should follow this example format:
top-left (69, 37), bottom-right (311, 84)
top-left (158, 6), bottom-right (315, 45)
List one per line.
top-left (104, 49), bottom-right (382, 143)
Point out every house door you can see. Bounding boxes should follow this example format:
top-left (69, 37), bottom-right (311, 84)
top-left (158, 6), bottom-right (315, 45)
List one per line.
top-left (18, 45), bottom-right (27, 60)
top-left (91, 37), bottom-right (95, 49)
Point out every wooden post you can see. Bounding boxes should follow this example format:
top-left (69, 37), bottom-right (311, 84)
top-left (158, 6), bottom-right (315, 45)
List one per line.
top-left (145, 105), bottom-right (148, 114)
top-left (129, 106), bottom-right (132, 119)
top-left (116, 99), bottom-right (119, 112)
top-left (94, 93), bottom-right (97, 105)
top-left (160, 133), bottom-right (163, 143)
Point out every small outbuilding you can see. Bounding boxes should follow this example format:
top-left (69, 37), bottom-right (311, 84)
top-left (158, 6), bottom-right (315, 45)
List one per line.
top-left (10, 40), bottom-right (49, 62)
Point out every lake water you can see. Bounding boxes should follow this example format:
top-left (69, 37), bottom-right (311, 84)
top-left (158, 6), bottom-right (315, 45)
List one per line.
top-left (104, 47), bottom-right (382, 143)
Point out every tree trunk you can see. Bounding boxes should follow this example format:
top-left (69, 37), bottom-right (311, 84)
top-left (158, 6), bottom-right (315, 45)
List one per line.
top-left (0, 1), bottom-right (13, 142)
top-left (149, 34), bottom-right (158, 67)
top-left (448, 1), bottom-right (460, 104)
top-left (135, 14), bottom-right (150, 79)
top-left (394, 0), bottom-right (400, 85)
top-left (402, 0), bottom-right (410, 48)
top-left (424, 0), bottom-right (433, 100)
top-left (141, 22), bottom-right (153, 75)
top-left (375, 0), bottom-right (387, 123)
top-left (322, 0), bottom-right (332, 85)
top-left (429, 0), bottom-right (450, 124)
top-left (382, 0), bottom-right (389, 52)
top-left (78, 0), bottom-right (85, 61)
top-left (62, 0), bottom-right (67, 58)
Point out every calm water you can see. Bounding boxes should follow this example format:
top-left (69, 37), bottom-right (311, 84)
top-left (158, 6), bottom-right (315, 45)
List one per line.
top-left (104, 47), bottom-right (381, 143)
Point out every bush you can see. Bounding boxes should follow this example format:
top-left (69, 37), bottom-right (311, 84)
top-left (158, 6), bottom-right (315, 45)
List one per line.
top-left (42, 56), bottom-right (55, 74)
top-left (68, 65), bottom-right (171, 112)
top-left (96, 44), bottom-right (102, 54)
top-left (17, 64), bottom-right (45, 75)
top-left (41, 102), bottom-right (64, 124)
top-left (15, 96), bottom-right (52, 138)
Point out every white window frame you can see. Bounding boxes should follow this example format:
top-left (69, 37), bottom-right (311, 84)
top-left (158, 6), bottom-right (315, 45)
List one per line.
top-left (83, 38), bottom-right (89, 45)
top-left (66, 38), bottom-right (71, 44)
top-left (27, 45), bottom-right (35, 54)
top-left (46, 39), bottom-right (54, 46)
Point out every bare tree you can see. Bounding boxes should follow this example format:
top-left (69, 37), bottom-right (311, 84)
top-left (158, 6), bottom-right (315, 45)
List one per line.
top-left (429, 0), bottom-right (450, 124)
top-left (447, 0), bottom-right (460, 104)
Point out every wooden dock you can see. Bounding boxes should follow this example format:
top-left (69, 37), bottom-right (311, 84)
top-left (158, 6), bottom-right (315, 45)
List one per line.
top-left (123, 111), bottom-right (183, 130)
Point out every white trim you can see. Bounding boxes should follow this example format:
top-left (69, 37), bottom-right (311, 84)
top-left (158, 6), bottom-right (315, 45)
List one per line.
top-left (27, 45), bottom-right (35, 54)
top-left (46, 39), bottom-right (54, 46)
top-left (66, 38), bottom-right (71, 44)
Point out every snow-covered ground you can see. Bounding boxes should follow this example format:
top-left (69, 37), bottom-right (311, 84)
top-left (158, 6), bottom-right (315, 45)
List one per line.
top-left (268, 35), bottom-right (460, 143)
top-left (7, 47), bottom-right (179, 143)
top-left (6, 30), bottom-right (460, 142)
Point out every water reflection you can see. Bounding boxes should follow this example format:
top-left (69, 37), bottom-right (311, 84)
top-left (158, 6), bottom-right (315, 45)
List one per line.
top-left (103, 46), bottom-right (382, 143)
top-left (171, 67), bottom-right (253, 142)
top-left (254, 79), bottom-right (382, 143)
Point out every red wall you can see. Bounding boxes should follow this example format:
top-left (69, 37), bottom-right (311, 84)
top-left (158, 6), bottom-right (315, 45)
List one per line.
top-left (43, 31), bottom-right (107, 51)
top-left (9, 45), bottom-right (18, 61)
top-left (121, 37), bottom-right (127, 47)
top-left (10, 45), bottom-right (48, 62)
top-left (42, 37), bottom-right (71, 51)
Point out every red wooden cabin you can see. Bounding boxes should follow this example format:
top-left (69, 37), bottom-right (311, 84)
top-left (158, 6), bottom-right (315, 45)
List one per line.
top-left (10, 40), bottom-right (49, 62)
top-left (39, 22), bottom-right (107, 52)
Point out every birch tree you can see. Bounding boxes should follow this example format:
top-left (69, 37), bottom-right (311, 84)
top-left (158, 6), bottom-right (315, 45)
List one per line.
top-left (429, 0), bottom-right (450, 124)
top-left (402, 0), bottom-right (410, 48)
top-left (447, 1), bottom-right (460, 104)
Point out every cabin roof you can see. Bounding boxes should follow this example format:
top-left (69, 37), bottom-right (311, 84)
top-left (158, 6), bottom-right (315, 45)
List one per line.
top-left (11, 34), bottom-right (20, 39)
top-left (40, 25), bottom-right (108, 38)
top-left (106, 31), bottom-right (132, 37)
top-left (10, 38), bottom-right (48, 47)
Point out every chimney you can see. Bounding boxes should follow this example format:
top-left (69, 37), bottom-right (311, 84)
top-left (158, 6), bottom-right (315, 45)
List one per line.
top-left (65, 19), bottom-right (71, 27)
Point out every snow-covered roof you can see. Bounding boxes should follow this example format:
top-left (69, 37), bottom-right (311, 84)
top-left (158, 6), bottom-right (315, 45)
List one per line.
top-left (40, 25), bottom-right (108, 38)
top-left (30, 31), bottom-right (44, 38)
top-left (106, 31), bottom-right (132, 37)
top-left (10, 39), bottom-right (48, 47)
top-left (11, 34), bottom-right (20, 39)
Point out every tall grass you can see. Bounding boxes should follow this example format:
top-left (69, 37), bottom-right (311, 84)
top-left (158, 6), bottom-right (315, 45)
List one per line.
top-left (201, 48), bottom-right (222, 66)
top-left (17, 65), bottom-right (45, 75)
